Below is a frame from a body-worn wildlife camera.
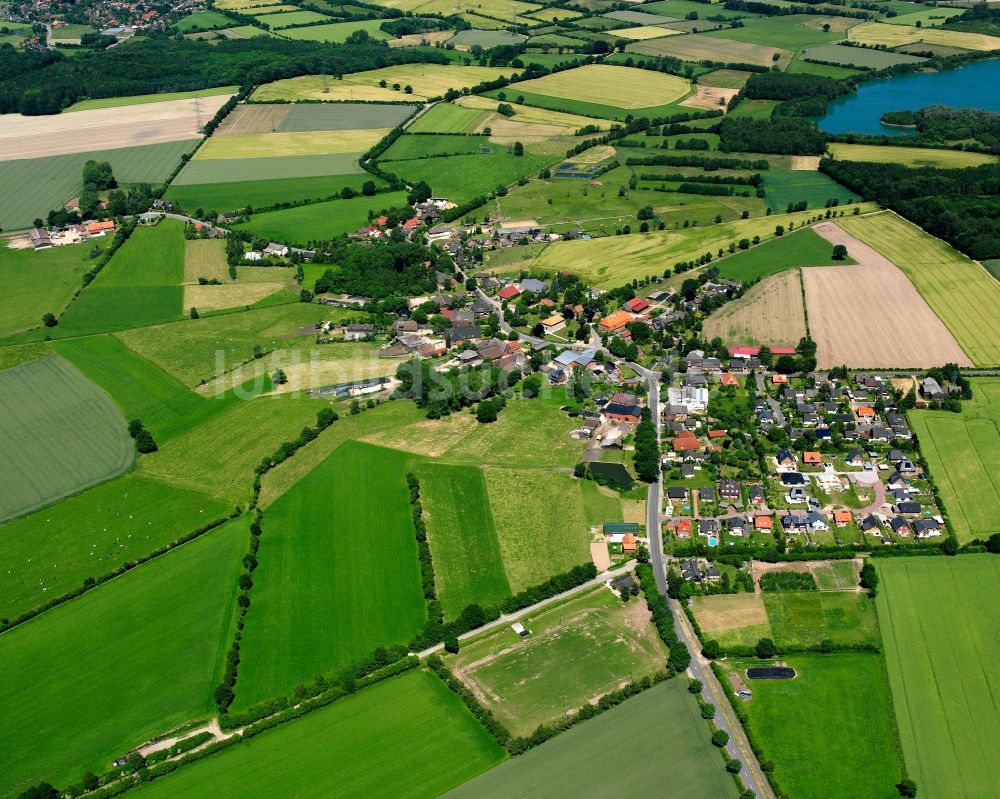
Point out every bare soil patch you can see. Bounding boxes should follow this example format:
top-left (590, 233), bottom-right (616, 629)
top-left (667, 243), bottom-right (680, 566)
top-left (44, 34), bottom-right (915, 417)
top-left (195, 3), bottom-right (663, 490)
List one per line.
top-left (790, 155), bottom-right (822, 170)
top-left (805, 222), bottom-right (972, 368)
top-left (691, 592), bottom-right (768, 632)
top-left (590, 541), bottom-right (612, 571)
top-left (681, 84), bottom-right (739, 110)
top-left (0, 96), bottom-right (230, 160)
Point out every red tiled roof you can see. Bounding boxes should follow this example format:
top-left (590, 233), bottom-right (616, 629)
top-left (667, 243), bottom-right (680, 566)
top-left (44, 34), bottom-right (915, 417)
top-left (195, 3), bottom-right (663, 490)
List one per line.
top-left (498, 285), bottom-right (520, 300)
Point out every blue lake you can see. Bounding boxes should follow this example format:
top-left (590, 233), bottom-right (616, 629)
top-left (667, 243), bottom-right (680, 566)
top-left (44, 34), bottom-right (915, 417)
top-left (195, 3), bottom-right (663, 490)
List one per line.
top-left (819, 58), bottom-right (1000, 135)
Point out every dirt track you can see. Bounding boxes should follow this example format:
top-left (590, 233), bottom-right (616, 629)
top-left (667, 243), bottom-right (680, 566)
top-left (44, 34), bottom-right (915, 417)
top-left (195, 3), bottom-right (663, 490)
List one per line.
top-left (0, 96), bottom-right (231, 160)
top-left (805, 222), bottom-right (972, 368)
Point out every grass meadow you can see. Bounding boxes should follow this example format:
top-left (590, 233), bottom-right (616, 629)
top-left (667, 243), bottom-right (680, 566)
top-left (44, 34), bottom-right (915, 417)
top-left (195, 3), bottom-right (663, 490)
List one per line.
top-left (172, 154), bottom-right (364, 184)
top-left (800, 43), bottom-right (924, 69)
top-left (384, 152), bottom-right (553, 203)
top-left (129, 670), bottom-right (504, 799)
top-left (194, 130), bottom-right (385, 159)
top-left (380, 133), bottom-right (491, 160)
top-left (483, 468), bottom-right (591, 593)
top-left (233, 190), bottom-right (409, 243)
top-left (175, 9), bottom-right (234, 30)
top-left (447, 588), bottom-right (666, 735)
top-left (506, 64), bottom-right (689, 111)
top-left (761, 170), bottom-right (860, 212)
top-left (876, 556), bottom-right (1000, 798)
top-left (827, 142), bottom-right (996, 169)
top-left (839, 212), bottom-right (1000, 366)
top-left (165, 174), bottom-right (377, 213)
top-left (0, 239), bottom-right (92, 337)
top-left (54, 335), bottom-right (232, 442)
top-left (0, 141), bottom-right (197, 231)
top-left (444, 679), bottom-right (738, 798)
top-left (414, 462), bottom-right (512, 619)
top-left (0, 517), bottom-right (246, 798)
top-left (0, 473), bottom-right (227, 621)
top-left (58, 221), bottom-right (186, 336)
top-left (762, 591), bottom-right (879, 648)
top-left (0, 357), bottom-right (133, 521)
top-left (907, 379), bottom-right (1000, 541)
top-left (408, 103), bottom-right (488, 134)
top-left (705, 14), bottom-right (841, 50)
top-left (715, 227), bottom-right (853, 281)
top-left (234, 442), bottom-right (426, 707)
top-left (735, 654), bottom-right (903, 799)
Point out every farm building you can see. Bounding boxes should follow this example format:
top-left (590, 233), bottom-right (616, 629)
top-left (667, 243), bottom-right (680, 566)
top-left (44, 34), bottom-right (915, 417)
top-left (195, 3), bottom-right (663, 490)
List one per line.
top-left (344, 324), bottom-right (375, 341)
top-left (599, 310), bottom-right (632, 333)
top-left (28, 228), bottom-right (52, 249)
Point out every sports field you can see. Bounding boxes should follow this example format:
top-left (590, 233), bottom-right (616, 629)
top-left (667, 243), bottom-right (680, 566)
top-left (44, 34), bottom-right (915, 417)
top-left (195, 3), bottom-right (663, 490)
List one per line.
top-left (849, 21), bottom-right (1000, 51)
top-left (732, 654), bottom-right (903, 799)
top-left (907, 379), bottom-right (1000, 542)
top-left (233, 190), bottom-right (409, 243)
top-left (483, 467), bottom-right (591, 593)
top-left (801, 43), bottom-right (925, 69)
top-left (234, 442), bottom-right (426, 707)
top-left (704, 269), bottom-right (806, 349)
top-left (0, 357), bottom-right (133, 522)
top-left (447, 678), bottom-right (737, 798)
top-left (838, 212), bottom-right (1000, 366)
top-left (627, 33), bottom-right (788, 67)
top-left (0, 140), bottom-right (197, 231)
top-left (0, 518), bottom-right (246, 798)
top-left (0, 239), bottom-right (91, 336)
top-left (761, 170), bottom-right (859, 212)
top-left (827, 142), bottom-right (996, 169)
top-left (448, 588), bottom-right (667, 735)
top-left (876, 556), bottom-right (1000, 798)
top-left (0, 473), bottom-right (227, 621)
top-left (715, 227), bottom-right (852, 281)
top-left (129, 670), bottom-right (504, 799)
top-left (194, 129), bottom-right (387, 159)
top-left (253, 65), bottom-right (512, 102)
top-left (58, 221), bottom-right (186, 336)
top-left (414, 462), bottom-right (511, 619)
top-left (53, 335), bottom-right (233, 442)
top-left (507, 64), bottom-right (689, 110)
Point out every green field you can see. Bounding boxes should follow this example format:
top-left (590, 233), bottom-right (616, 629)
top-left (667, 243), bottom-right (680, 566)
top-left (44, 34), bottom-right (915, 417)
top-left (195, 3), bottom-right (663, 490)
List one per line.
top-left (876, 556), bottom-right (1000, 798)
top-left (802, 43), bottom-right (926, 69)
top-left (763, 591), bottom-right (879, 648)
top-left (0, 473), bottom-right (228, 621)
top-left (128, 670), bottom-right (504, 799)
top-left (483, 467), bottom-right (591, 593)
top-left (839, 212), bottom-right (1000, 366)
top-left (276, 102), bottom-right (413, 131)
top-left (116, 302), bottom-right (331, 385)
top-left (761, 170), bottom-right (860, 212)
top-left (234, 442), bottom-right (426, 707)
top-left (176, 9), bottom-right (235, 31)
top-left (0, 240), bottom-right (92, 337)
top-left (444, 679), bottom-right (738, 798)
top-left (380, 134), bottom-right (492, 161)
top-left (172, 153), bottom-right (364, 185)
top-left (57, 221), bottom-right (186, 336)
top-left (907, 379), bottom-right (1000, 542)
top-left (233, 190), bottom-right (409, 244)
top-left (716, 227), bottom-right (854, 281)
top-left (253, 8), bottom-right (330, 25)
top-left (734, 654), bottom-right (903, 799)
top-left (447, 588), bottom-right (666, 734)
top-left (0, 518), bottom-right (246, 798)
top-left (165, 174), bottom-right (379, 213)
top-left (414, 462), bottom-right (511, 619)
top-left (580, 480), bottom-right (624, 526)
top-left (785, 58), bottom-right (864, 79)
top-left (0, 357), bottom-right (133, 522)
top-left (828, 142), bottom-right (997, 169)
top-left (0, 141), bottom-right (197, 231)
top-left (449, 28), bottom-right (526, 47)
top-left (385, 151), bottom-right (553, 204)
top-left (279, 18), bottom-right (392, 40)
top-left (64, 86), bottom-right (238, 112)
top-left (408, 103), bottom-right (488, 134)
top-left (705, 15), bottom-right (842, 50)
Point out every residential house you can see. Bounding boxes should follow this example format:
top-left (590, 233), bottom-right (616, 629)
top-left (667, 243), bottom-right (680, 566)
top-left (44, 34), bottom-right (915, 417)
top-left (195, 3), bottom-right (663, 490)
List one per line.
top-left (672, 431), bottom-right (700, 453)
top-left (890, 517), bottom-right (911, 536)
top-left (344, 323), bottom-right (375, 341)
top-left (621, 533), bottom-right (637, 555)
top-left (698, 520), bottom-right (719, 536)
top-left (845, 450), bottom-right (864, 467)
top-left (455, 350), bottom-right (482, 367)
top-left (447, 323), bottom-right (481, 347)
top-left (667, 486), bottom-right (687, 501)
top-left (803, 451), bottom-right (822, 466)
top-left (832, 509), bottom-right (852, 527)
top-left (729, 518), bottom-right (747, 537)
top-left (673, 518), bottom-right (692, 539)
top-left (860, 515), bottom-right (882, 534)
top-left (720, 372), bottom-right (740, 387)
top-left (912, 519), bottom-right (942, 538)
top-left (477, 338), bottom-right (507, 362)
top-left (718, 479), bottom-right (741, 502)
top-left (780, 472), bottom-right (806, 486)
top-left (680, 464), bottom-right (696, 480)
top-left (699, 487), bottom-right (715, 504)
top-left (541, 314), bottom-right (566, 335)
top-left (497, 284), bottom-right (520, 301)
top-left (748, 485), bottom-right (766, 506)
top-left (262, 242), bottom-right (289, 257)
top-left (894, 501), bottom-right (922, 517)
top-left (775, 448), bottom-right (797, 469)
top-left (754, 515), bottom-right (773, 531)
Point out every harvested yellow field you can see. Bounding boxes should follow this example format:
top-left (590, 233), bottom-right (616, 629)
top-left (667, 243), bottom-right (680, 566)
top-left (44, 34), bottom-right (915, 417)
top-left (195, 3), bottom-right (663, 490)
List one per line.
top-left (456, 94), bottom-right (609, 132)
top-left (848, 21), bottom-right (1000, 50)
top-left (691, 593), bottom-right (769, 633)
top-left (184, 282), bottom-right (287, 312)
top-left (183, 239), bottom-right (231, 284)
top-left (607, 25), bottom-right (681, 40)
top-left (253, 65), bottom-right (513, 102)
top-left (388, 30), bottom-right (454, 47)
top-left (804, 221), bottom-right (972, 368)
top-left (681, 84), bottom-right (740, 110)
top-left (0, 96), bottom-right (231, 160)
top-left (704, 269), bottom-right (806, 347)
top-left (827, 142), bottom-right (996, 169)
top-left (215, 104), bottom-right (289, 135)
top-left (193, 129), bottom-right (388, 159)
top-left (510, 64), bottom-right (690, 109)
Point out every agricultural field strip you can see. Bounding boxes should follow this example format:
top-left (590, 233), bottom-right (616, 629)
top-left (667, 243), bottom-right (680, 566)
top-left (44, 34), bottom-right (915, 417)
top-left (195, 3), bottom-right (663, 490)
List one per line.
top-left (704, 269), bottom-right (807, 348)
top-left (172, 153), bottom-right (365, 184)
top-left (0, 96), bottom-right (231, 160)
top-left (194, 130), bottom-right (387, 159)
top-left (507, 64), bottom-right (690, 110)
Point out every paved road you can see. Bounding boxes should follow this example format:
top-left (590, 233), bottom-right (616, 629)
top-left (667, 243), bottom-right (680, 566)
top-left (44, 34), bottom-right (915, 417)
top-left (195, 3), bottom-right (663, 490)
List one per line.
top-left (672, 597), bottom-right (776, 799)
top-left (415, 560), bottom-right (637, 659)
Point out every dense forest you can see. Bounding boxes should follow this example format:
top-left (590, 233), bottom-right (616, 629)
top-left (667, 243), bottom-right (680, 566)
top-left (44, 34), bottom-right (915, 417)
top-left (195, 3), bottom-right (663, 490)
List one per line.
top-left (821, 159), bottom-right (1000, 259)
top-left (0, 36), bottom-right (447, 114)
top-left (944, 2), bottom-right (1000, 35)
top-left (718, 117), bottom-right (827, 155)
top-left (742, 71), bottom-right (853, 117)
top-left (879, 105), bottom-right (1000, 152)
top-left (312, 237), bottom-right (445, 300)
